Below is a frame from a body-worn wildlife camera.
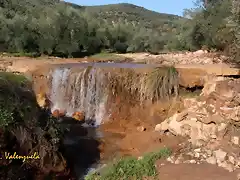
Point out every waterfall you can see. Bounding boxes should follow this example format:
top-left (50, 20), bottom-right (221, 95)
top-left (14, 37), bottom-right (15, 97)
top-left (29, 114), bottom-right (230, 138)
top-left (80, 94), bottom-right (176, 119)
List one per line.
top-left (49, 67), bottom-right (109, 126)
top-left (47, 64), bottom-right (179, 126)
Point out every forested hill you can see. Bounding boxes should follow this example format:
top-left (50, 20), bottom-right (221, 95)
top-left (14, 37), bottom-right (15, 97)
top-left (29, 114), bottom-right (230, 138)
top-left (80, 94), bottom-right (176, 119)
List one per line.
top-left (0, 0), bottom-right (239, 62)
top-left (82, 3), bottom-right (181, 28)
top-left (63, 2), bottom-right (182, 31)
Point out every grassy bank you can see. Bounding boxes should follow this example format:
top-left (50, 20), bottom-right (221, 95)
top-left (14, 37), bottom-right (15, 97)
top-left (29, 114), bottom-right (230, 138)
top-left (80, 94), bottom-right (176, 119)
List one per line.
top-left (0, 72), bottom-right (68, 179)
top-left (85, 148), bottom-right (171, 180)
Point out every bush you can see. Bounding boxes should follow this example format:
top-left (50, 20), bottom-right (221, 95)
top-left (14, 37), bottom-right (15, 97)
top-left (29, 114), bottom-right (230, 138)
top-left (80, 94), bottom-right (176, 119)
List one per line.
top-left (114, 42), bottom-right (128, 53)
top-left (0, 72), bottom-right (66, 178)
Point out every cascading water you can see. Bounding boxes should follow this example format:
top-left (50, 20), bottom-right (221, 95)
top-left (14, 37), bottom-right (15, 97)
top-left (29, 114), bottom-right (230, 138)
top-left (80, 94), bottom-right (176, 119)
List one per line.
top-left (49, 67), bottom-right (109, 126)
top-left (32, 63), bottom-right (179, 179)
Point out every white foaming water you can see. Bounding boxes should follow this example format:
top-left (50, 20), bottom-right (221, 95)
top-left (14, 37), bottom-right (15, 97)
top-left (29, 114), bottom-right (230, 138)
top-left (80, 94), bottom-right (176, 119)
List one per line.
top-left (49, 67), bottom-right (109, 126)
top-left (50, 68), bottom-right (70, 111)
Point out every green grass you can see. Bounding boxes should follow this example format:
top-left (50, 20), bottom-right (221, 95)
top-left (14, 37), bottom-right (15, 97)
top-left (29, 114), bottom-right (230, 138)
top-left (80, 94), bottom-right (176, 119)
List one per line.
top-left (0, 73), bottom-right (31, 127)
top-left (0, 72), bottom-right (28, 87)
top-left (85, 148), bottom-right (171, 180)
top-left (0, 52), bottom-right (41, 58)
top-left (89, 52), bottom-right (124, 61)
top-left (142, 66), bottom-right (179, 102)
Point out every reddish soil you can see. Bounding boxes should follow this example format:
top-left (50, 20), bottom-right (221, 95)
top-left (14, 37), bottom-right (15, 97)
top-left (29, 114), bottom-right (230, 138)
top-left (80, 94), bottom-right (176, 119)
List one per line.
top-left (156, 161), bottom-right (239, 180)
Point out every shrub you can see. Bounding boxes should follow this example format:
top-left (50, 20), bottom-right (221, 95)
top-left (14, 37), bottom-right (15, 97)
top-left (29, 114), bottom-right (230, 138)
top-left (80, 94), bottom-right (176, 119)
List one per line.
top-left (114, 42), bottom-right (128, 53)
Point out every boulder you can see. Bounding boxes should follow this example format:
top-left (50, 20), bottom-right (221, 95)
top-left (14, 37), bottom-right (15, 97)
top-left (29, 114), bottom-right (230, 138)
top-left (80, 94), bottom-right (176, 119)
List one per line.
top-left (52, 109), bottom-right (60, 118)
top-left (36, 92), bottom-right (49, 108)
top-left (52, 109), bottom-right (66, 118)
top-left (72, 111), bottom-right (85, 121)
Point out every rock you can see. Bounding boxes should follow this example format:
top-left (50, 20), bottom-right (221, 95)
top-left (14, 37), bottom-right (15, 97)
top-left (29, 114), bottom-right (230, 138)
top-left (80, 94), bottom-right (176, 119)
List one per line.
top-left (194, 152), bottom-right (200, 158)
top-left (176, 110), bottom-right (188, 122)
top-left (194, 148), bottom-right (201, 153)
top-left (137, 126), bottom-right (146, 132)
top-left (189, 160), bottom-right (197, 164)
top-left (237, 173), bottom-right (240, 180)
top-left (228, 156), bottom-right (235, 165)
top-left (195, 139), bottom-right (207, 147)
top-left (214, 149), bottom-right (227, 162)
top-left (231, 136), bottom-right (239, 145)
top-left (155, 121), bottom-right (169, 132)
top-left (59, 109), bottom-right (66, 117)
top-left (218, 161), bottom-right (235, 172)
top-left (168, 114), bottom-right (183, 135)
top-left (36, 92), bottom-right (49, 108)
top-left (194, 50), bottom-right (205, 55)
top-left (72, 111), bottom-right (85, 121)
top-left (236, 158), bottom-right (240, 167)
top-left (205, 149), bottom-right (213, 156)
top-left (167, 156), bottom-right (174, 163)
top-left (52, 109), bottom-right (66, 118)
top-left (206, 156), bottom-right (217, 165)
top-left (217, 123), bottom-right (228, 132)
top-left (52, 109), bottom-right (60, 118)
top-left (175, 155), bottom-right (184, 164)
top-left (211, 134), bottom-right (217, 139)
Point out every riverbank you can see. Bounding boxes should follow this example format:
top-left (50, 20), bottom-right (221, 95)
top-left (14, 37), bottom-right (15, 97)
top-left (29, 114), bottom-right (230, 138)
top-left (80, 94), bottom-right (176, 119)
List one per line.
top-left (0, 72), bottom-right (72, 179)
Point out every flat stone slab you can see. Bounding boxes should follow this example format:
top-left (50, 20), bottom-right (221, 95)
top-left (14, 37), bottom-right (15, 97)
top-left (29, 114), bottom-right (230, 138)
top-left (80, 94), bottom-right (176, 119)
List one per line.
top-left (176, 64), bottom-right (240, 76)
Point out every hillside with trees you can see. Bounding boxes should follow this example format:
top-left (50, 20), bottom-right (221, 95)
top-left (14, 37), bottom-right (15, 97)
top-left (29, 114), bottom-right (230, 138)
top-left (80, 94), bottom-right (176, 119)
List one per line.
top-left (0, 0), bottom-right (239, 62)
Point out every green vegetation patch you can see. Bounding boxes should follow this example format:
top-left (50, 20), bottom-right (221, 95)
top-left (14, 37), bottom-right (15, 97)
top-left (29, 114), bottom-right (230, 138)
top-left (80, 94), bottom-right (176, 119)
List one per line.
top-left (0, 72), bottom-right (31, 127)
top-left (0, 72), bottom-right (28, 86)
top-left (142, 66), bottom-right (179, 102)
top-left (85, 148), bottom-right (171, 180)
top-left (90, 52), bottom-right (123, 61)
top-left (0, 72), bottom-right (66, 178)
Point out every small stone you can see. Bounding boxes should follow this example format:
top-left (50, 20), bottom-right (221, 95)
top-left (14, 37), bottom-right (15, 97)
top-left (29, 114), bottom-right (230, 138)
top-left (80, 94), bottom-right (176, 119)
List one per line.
top-left (138, 156), bottom-right (143, 160)
top-left (228, 156), bottom-right (235, 165)
top-left (167, 157), bottom-right (174, 163)
top-left (205, 149), bottom-right (213, 156)
top-left (52, 109), bottom-right (60, 118)
top-left (211, 134), bottom-right (217, 139)
top-left (214, 149), bottom-right (227, 162)
top-left (137, 126), bottom-right (146, 132)
top-left (217, 123), bottom-right (227, 132)
top-left (231, 136), bottom-right (239, 145)
top-left (187, 152), bottom-right (194, 156)
top-left (175, 156), bottom-right (184, 164)
top-left (195, 139), bottom-right (206, 147)
top-left (190, 160), bottom-right (197, 164)
top-left (155, 122), bottom-right (169, 132)
top-left (194, 148), bottom-right (201, 153)
top-left (218, 161), bottom-right (235, 172)
top-left (237, 173), bottom-right (240, 180)
top-left (194, 152), bottom-right (200, 158)
top-left (206, 156), bottom-right (217, 165)
top-left (72, 111), bottom-right (85, 121)
top-left (235, 158), bottom-right (240, 167)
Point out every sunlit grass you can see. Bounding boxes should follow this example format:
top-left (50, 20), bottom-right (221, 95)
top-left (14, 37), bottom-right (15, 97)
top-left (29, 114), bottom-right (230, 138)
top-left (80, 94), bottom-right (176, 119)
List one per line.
top-left (85, 148), bottom-right (171, 180)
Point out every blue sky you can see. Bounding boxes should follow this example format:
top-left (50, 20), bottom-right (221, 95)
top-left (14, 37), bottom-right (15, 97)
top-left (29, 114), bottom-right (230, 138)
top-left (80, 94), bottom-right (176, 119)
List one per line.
top-left (65, 0), bottom-right (195, 16)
